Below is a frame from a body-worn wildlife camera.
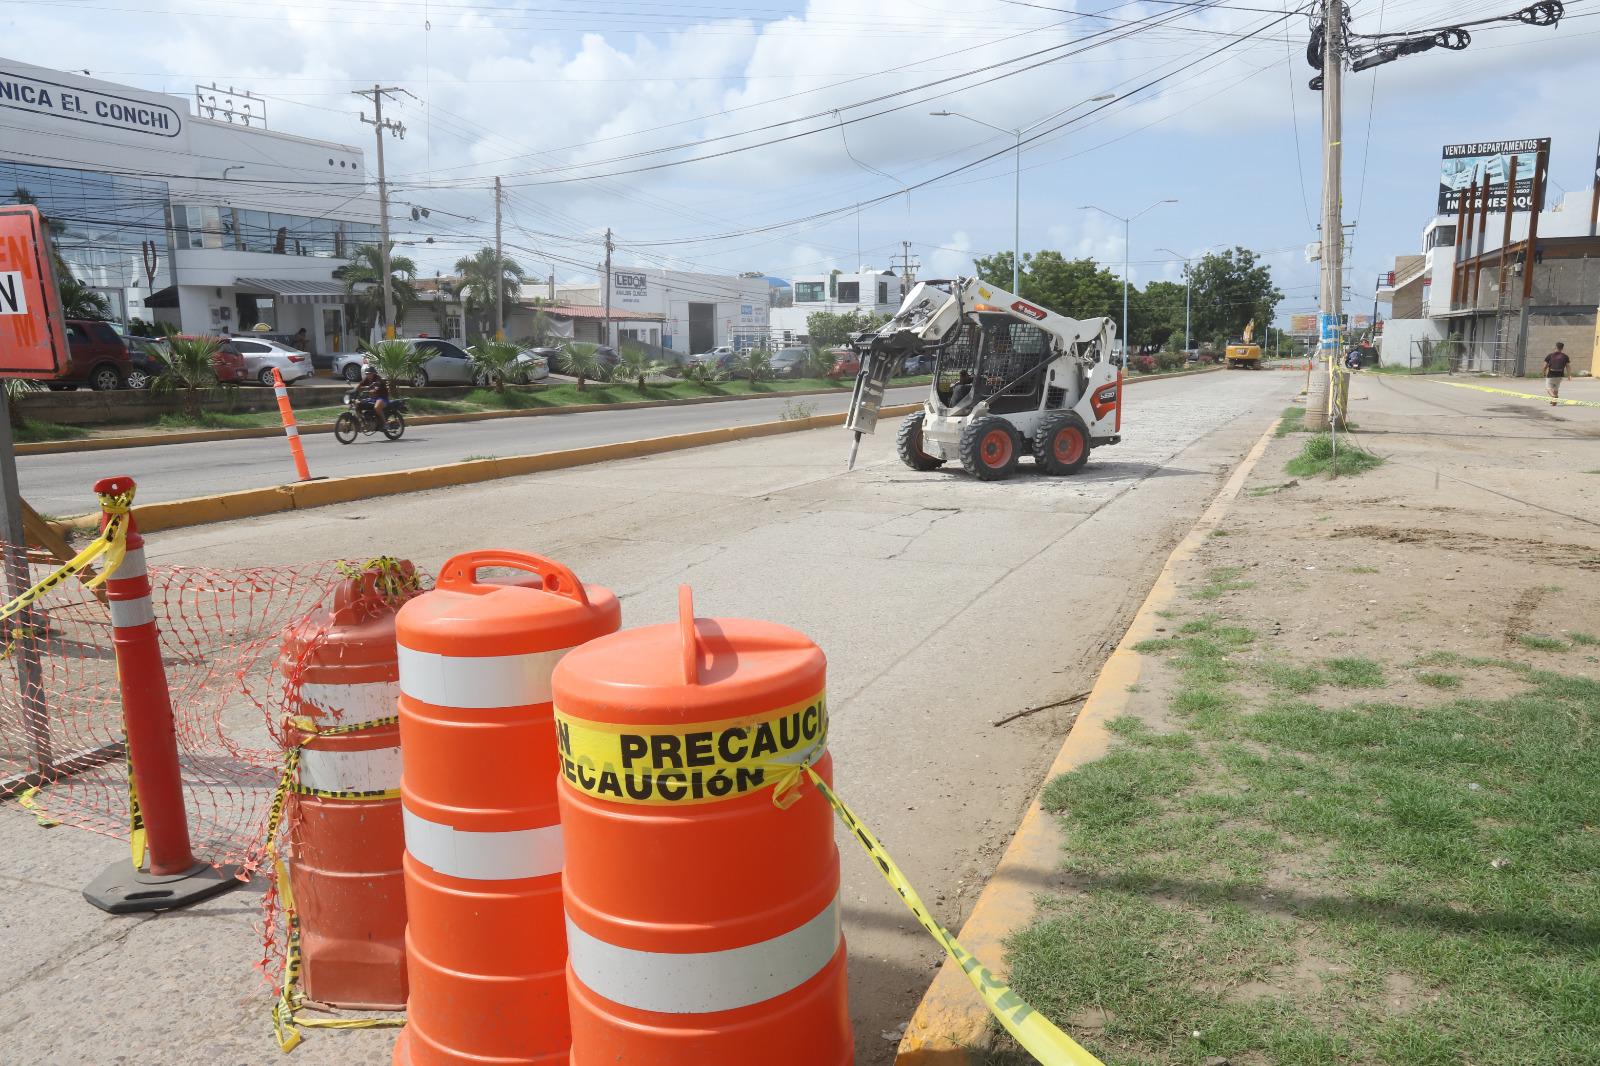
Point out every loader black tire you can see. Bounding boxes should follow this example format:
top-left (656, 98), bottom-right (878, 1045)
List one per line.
top-left (959, 415), bottom-right (1020, 481)
top-left (897, 411), bottom-right (945, 471)
top-left (1033, 412), bottom-right (1092, 475)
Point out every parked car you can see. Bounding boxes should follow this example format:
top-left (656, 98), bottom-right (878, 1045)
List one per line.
top-left (123, 336), bottom-right (167, 390)
top-left (333, 338), bottom-right (478, 386)
top-left (686, 347), bottom-right (738, 372)
top-left (47, 319), bottom-right (134, 391)
top-left (168, 335), bottom-right (249, 384)
top-left (769, 346), bottom-right (811, 379)
top-left (829, 347), bottom-right (861, 377)
top-left (226, 336), bottom-right (314, 387)
top-left (900, 352), bottom-right (936, 376)
top-left (513, 347), bottom-right (557, 383)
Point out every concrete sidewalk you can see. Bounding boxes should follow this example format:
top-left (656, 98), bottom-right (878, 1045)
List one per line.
top-left (0, 371), bottom-right (1294, 1065)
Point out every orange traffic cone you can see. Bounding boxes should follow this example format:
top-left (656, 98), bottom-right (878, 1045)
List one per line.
top-left (394, 551), bottom-right (620, 1065)
top-left (553, 586), bottom-right (851, 1065)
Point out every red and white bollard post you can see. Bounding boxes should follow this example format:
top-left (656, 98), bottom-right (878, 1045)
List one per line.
top-left (83, 476), bottom-right (242, 914)
top-left (272, 367), bottom-right (312, 482)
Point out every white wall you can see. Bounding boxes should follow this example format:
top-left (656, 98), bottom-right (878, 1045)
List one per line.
top-left (1379, 319), bottom-right (1446, 367)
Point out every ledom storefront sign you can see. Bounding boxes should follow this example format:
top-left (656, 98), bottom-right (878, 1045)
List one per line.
top-left (0, 68), bottom-right (182, 137)
top-left (0, 205), bottom-right (70, 378)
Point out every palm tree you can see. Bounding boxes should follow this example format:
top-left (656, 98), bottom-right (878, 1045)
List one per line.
top-left (469, 340), bottom-right (522, 393)
top-left (58, 277), bottom-right (111, 320)
top-left (361, 339), bottom-right (427, 390)
top-left (5, 379), bottom-right (41, 431)
top-left (334, 243), bottom-right (418, 338)
top-left (154, 336), bottom-right (221, 420)
top-left (735, 349), bottom-right (773, 384)
top-left (558, 343), bottom-right (608, 392)
top-left (454, 247), bottom-right (525, 339)
top-left (616, 346), bottom-right (668, 390)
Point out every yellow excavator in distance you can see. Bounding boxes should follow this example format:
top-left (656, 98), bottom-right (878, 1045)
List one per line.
top-left (1225, 319), bottom-right (1262, 369)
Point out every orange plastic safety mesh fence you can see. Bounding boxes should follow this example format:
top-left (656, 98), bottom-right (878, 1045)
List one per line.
top-left (0, 548), bottom-right (427, 878)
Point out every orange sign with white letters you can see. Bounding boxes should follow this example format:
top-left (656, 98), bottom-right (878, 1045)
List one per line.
top-left (0, 205), bottom-right (69, 378)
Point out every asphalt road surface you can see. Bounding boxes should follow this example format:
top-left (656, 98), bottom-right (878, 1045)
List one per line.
top-left (0, 368), bottom-right (1299, 1065)
top-left (19, 385), bottom-right (929, 517)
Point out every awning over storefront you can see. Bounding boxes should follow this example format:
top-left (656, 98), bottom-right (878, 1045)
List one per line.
top-left (142, 286), bottom-right (178, 308)
top-left (234, 278), bottom-right (348, 304)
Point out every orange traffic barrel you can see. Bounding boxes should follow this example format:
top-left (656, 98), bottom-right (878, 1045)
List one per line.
top-left (279, 564), bottom-right (415, 1011)
top-left (553, 586), bottom-right (850, 1066)
top-left (394, 551), bottom-right (621, 1066)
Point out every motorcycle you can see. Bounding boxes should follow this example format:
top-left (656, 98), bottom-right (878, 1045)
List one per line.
top-left (333, 391), bottom-right (408, 444)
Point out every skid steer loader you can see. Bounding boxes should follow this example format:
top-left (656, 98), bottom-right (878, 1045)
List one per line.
top-left (844, 277), bottom-right (1122, 480)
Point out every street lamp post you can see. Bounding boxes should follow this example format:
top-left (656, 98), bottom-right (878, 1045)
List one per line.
top-left (1080, 199), bottom-right (1177, 359)
top-left (932, 92), bottom-right (1115, 296)
top-left (1157, 247), bottom-right (1191, 352)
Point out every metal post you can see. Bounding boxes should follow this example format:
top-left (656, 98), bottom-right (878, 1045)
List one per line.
top-left (0, 411), bottom-right (49, 775)
top-left (1121, 217), bottom-right (1130, 358)
top-left (602, 228), bottom-right (614, 350)
top-left (494, 175), bottom-right (504, 342)
top-left (1497, 155), bottom-right (1519, 327)
top-left (1183, 259), bottom-right (1190, 350)
top-left (1471, 174), bottom-right (1492, 308)
top-left (84, 476), bottom-right (240, 913)
top-left (1460, 177), bottom-right (1479, 309)
top-left (1311, 0), bottom-right (1344, 426)
top-left (1013, 132), bottom-right (1022, 295)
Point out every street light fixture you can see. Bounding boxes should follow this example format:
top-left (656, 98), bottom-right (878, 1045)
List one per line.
top-left (1157, 247), bottom-right (1192, 352)
top-left (1080, 199), bottom-right (1178, 359)
top-left (931, 92), bottom-right (1116, 295)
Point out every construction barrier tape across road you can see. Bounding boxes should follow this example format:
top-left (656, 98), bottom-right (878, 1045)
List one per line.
top-left (1432, 378), bottom-right (1600, 409)
top-left (552, 694), bottom-right (1103, 1066)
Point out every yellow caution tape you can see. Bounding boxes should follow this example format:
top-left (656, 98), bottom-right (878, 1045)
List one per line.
top-left (0, 487), bottom-right (133, 627)
top-left (127, 747), bottom-right (146, 869)
top-left (1432, 378), bottom-right (1600, 408)
top-left (264, 714), bottom-right (407, 1052)
top-left (804, 767), bottom-right (1106, 1066)
top-left (552, 693), bottom-right (827, 808)
top-left (16, 787), bottom-right (60, 827)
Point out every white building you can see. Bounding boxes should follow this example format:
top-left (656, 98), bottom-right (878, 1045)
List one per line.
top-left (0, 58), bottom-right (381, 356)
top-left (542, 268), bottom-right (770, 353)
top-left (768, 268), bottom-right (906, 343)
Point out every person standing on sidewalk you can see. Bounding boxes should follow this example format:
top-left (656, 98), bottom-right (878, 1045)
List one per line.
top-left (1543, 342), bottom-right (1571, 405)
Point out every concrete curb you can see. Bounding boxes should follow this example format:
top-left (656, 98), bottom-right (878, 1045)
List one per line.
top-left (893, 413), bottom-right (1282, 1064)
top-left (15, 385), bottom-right (869, 456)
top-left (18, 368), bottom-right (1214, 456)
top-left (52, 404), bottom-right (924, 535)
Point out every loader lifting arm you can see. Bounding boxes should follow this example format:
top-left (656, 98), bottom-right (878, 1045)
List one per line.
top-left (843, 276), bottom-right (1117, 469)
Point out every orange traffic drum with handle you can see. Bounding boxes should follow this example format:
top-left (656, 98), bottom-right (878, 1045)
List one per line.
top-left (552, 585), bottom-right (850, 1066)
top-left (278, 562), bottom-right (418, 1012)
top-left (394, 551), bottom-right (621, 1066)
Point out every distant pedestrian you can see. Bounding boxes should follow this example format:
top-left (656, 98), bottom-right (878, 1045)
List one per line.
top-left (1543, 342), bottom-right (1570, 405)
top-left (292, 327), bottom-right (309, 351)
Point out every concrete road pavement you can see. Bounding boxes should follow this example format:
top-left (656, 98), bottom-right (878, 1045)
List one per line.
top-left (0, 370), bottom-right (1296, 1065)
top-left (18, 385), bottom-right (929, 517)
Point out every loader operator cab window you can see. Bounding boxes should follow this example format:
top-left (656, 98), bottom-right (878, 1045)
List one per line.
top-left (936, 315), bottom-right (1050, 416)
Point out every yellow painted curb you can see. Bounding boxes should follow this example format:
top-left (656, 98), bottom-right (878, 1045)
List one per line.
top-left (1431, 378), bottom-right (1600, 409)
top-left (52, 403), bottom-right (922, 535)
top-left (894, 413), bottom-right (1283, 1064)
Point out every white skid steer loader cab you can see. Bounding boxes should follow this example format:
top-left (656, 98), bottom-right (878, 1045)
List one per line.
top-left (843, 277), bottom-right (1123, 480)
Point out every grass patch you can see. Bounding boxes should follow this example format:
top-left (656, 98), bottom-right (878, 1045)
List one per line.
top-left (1258, 660), bottom-right (1322, 695)
top-left (12, 418), bottom-right (89, 442)
top-left (1323, 656), bottom-right (1384, 688)
top-left (1415, 670), bottom-right (1463, 690)
top-left (1567, 631), bottom-right (1599, 647)
top-left (1285, 432), bottom-right (1385, 478)
top-left (1003, 614), bottom-right (1600, 1066)
top-left (1274, 406), bottom-right (1307, 437)
top-left (1343, 565), bottom-right (1379, 574)
top-left (1516, 633), bottom-right (1568, 651)
top-left (154, 410), bottom-right (264, 430)
top-left (1190, 566), bottom-right (1255, 601)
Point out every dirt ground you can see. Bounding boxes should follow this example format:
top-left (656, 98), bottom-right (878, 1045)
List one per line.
top-left (988, 371), bottom-right (1600, 1064)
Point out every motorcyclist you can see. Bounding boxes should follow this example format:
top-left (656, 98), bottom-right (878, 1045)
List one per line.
top-left (357, 365), bottom-right (390, 422)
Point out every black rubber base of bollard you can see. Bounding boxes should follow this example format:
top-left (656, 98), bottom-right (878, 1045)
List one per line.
top-left (83, 859), bottom-right (245, 914)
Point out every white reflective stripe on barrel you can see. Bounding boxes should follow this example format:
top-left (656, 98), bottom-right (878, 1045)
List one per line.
top-left (397, 646), bottom-right (570, 708)
top-left (116, 545), bottom-right (148, 578)
top-left (402, 807), bottom-right (564, 880)
top-left (284, 424), bottom-right (299, 437)
top-left (566, 897), bottom-right (840, 1015)
top-left (108, 596), bottom-right (155, 628)
top-left (298, 744), bottom-right (402, 794)
top-left (299, 681), bottom-right (399, 728)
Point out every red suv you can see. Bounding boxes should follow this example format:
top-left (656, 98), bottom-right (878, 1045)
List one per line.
top-left (50, 319), bottom-right (134, 391)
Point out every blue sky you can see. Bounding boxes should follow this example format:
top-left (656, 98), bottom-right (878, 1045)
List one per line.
top-left (5, 0), bottom-right (1596, 321)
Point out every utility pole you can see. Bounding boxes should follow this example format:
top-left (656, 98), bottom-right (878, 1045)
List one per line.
top-left (1309, 0), bottom-right (1343, 425)
top-left (355, 86), bottom-right (406, 340)
top-left (494, 175), bottom-right (504, 341)
top-left (603, 228), bottom-right (614, 349)
top-left (895, 240), bottom-right (920, 287)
